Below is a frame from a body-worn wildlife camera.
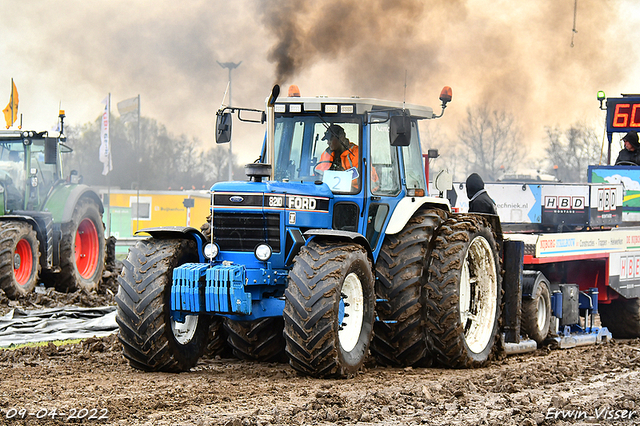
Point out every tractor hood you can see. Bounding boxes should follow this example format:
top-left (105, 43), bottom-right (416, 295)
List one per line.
top-left (210, 180), bottom-right (334, 199)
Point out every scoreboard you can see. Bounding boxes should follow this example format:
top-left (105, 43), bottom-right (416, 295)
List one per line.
top-left (606, 96), bottom-right (640, 133)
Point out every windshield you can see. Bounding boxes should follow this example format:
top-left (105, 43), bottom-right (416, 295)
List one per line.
top-left (0, 141), bottom-right (26, 191)
top-left (274, 116), bottom-right (361, 193)
top-left (0, 140), bottom-right (58, 210)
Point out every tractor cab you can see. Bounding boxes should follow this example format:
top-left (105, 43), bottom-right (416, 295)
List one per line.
top-left (0, 128), bottom-right (70, 214)
top-left (213, 86), bottom-right (452, 259)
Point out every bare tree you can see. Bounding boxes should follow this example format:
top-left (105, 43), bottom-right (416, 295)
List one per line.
top-left (544, 122), bottom-right (603, 183)
top-left (457, 105), bottom-right (525, 181)
top-left (65, 116), bottom-right (236, 190)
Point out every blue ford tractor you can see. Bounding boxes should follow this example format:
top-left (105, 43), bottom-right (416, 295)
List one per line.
top-left (116, 85), bottom-right (504, 377)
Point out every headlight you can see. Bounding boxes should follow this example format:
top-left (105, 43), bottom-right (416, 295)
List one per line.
top-left (204, 243), bottom-right (219, 260)
top-left (254, 244), bottom-right (272, 261)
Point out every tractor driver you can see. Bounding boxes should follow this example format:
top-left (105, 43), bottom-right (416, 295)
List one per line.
top-left (615, 132), bottom-right (640, 166)
top-left (316, 124), bottom-right (381, 192)
top-left (317, 124), bottom-right (358, 172)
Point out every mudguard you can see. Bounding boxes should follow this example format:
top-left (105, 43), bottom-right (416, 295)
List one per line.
top-left (44, 184), bottom-right (104, 223)
top-left (62, 185), bottom-right (103, 222)
top-left (385, 196), bottom-right (450, 235)
top-left (136, 226), bottom-right (207, 263)
top-left (522, 270), bottom-right (549, 300)
top-left (303, 229), bottom-right (373, 260)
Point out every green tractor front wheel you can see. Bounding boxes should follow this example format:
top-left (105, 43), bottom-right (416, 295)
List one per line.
top-left (0, 221), bottom-right (41, 298)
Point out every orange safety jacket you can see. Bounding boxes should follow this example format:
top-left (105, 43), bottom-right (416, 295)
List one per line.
top-left (317, 143), bottom-right (358, 171)
top-left (317, 144), bottom-right (379, 192)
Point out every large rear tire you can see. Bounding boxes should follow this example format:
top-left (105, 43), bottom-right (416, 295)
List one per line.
top-left (599, 298), bottom-right (640, 338)
top-left (224, 317), bottom-right (288, 363)
top-left (116, 238), bottom-right (209, 372)
top-left (55, 198), bottom-right (105, 292)
top-left (284, 241), bottom-right (375, 378)
top-left (0, 221), bottom-right (40, 298)
top-left (371, 209), bottom-right (446, 367)
top-left (425, 214), bottom-right (502, 368)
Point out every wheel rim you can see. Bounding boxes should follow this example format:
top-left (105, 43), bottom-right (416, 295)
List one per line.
top-left (536, 295), bottom-right (548, 331)
top-left (75, 218), bottom-right (100, 279)
top-left (338, 272), bottom-right (364, 352)
top-left (14, 238), bottom-right (33, 286)
top-left (171, 315), bottom-right (199, 345)
top-left (459, 236), bottom-right (498, 354)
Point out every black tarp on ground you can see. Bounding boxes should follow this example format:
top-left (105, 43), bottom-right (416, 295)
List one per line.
top-left (0, 306), bottom-right (117, 347)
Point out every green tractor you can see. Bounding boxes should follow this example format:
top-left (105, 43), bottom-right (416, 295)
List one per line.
top-left (0, 111), bottom-right (105, 298)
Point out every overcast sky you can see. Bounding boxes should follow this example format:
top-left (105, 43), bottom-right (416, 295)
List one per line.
top-left (1, 0), bottom-right (639, 167)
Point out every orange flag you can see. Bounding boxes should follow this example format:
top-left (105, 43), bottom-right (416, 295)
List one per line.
top-left (3, 80), bottom-right (18, 129)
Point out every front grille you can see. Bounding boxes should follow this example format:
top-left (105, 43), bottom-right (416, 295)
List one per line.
top-left (213, 212), bottom-right (281, 252)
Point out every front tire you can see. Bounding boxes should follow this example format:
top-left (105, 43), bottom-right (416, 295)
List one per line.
top-left (425, 215), bottom-right (502, 368)
top-left (56, 198), bottom-right (105, 292)
top-left (116, 238), bottom-right (209, 372)
top-left (224, 317), bottom-right (288, 363)
top-left (284, 241), bottom-right (375, 378)
top-left (0, 221), bottom-right (40, 298)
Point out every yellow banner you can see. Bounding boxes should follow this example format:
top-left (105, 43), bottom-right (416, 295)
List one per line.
top-left (2, 80), bottom-right (18, 129)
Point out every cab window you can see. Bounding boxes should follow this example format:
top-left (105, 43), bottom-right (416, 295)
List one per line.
top-left (402, 122), bottom-right (426, 192)
top-left (369, 119), bottom-right (400, 196)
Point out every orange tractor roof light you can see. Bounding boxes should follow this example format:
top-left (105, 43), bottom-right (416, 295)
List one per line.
top-left (439, 86), bottom-right (452, 104)
top-left (288, 84), bottom-right (301, 97)
top-left (433, 86), bottom-right (453, 119)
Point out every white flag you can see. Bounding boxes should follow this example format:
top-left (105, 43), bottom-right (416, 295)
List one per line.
top-left (99, 95), bottom-right (112, 175)
top-left (117, 96), bottom-right (139, 124)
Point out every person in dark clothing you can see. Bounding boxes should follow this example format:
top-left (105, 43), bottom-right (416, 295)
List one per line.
top-left (466, 173), bottom-right (497, 214)
top-left (615, 132), bottom-right (640, 165)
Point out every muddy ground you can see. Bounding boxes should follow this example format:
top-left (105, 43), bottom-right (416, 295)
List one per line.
top-left (0, 333), bottom-right (639, 426)
top-left (1, 265), bottom-right (640, 425)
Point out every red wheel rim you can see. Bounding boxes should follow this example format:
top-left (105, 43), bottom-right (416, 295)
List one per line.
top-left (75, 218), bottom-right (99, 279)
top-left (14, 238), bottom-right (33, 286)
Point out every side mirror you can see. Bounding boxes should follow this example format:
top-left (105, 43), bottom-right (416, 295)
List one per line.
top-left (44, 137), bottom-right (57, 164)
top-left (389, 114), bottom-right (411, 146)
top-left (216, 112), bottom-right (232, 144)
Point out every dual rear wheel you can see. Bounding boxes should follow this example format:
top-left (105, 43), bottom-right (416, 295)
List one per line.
top-left (425, 215), bottom-right (503, 367)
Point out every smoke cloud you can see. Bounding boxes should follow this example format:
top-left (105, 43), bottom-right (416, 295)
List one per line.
top-left (261, 0), bottom-right (631, 147)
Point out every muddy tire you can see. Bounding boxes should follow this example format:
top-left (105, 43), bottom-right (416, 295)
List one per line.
top-left (425, 215), bottom-right (502, 368)
top-left (599, 298), bottom-right (640, 338)
top-left (224, 317), bottom-right (288, 363)
top-left (0, 221), bottom-right (40, 298)
top-left (371, 209), bottom-right (446, 367)
top-left (284, 241), bottom-right (375, 378)
top-left (521, 272), bottom-right (551, 345)
top-left (116, 238), bottom-right (209, 372)
top-left (203, 318), bottom-right (232, 359)
top-left (55, 198), bottom-right (105, 292)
